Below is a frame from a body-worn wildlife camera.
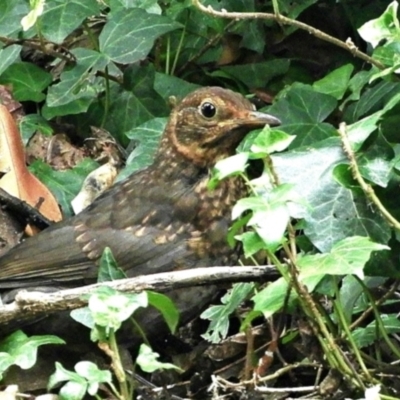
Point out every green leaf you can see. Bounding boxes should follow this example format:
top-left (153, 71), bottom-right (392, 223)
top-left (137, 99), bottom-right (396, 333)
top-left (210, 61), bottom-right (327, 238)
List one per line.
top-left (0, 0), bottom-right (29, 37)
top-left (313, 64), bottom-right (354, 100)
top-left (147, 291), bottom-right (179, 334)
top-left (373, 41), bottom-right (400, 68)
top-left (340, 70), bottom-right (374, 110)
top-left (88, 287), bottom-right (148, 333)
top-left (49, 361), bottom-right (111, 400)
top-left (46, 48), bottom-right (108, 108)
top-left (352, 314), bottom-right (400, 348)
top-left (0, 62), bottom-right (52, 102)
top-left (232, 196), bottom-right (268, 220)
top-left (29, 158), bottom-right (99, 217)
top-left (100, 8), bottom-right (181, 64)
top-left (60, 381), bottom-right (87, 400)
top-left (40, 0), bottom-right (101, 43)
top-left (266, 84), bottom-right (338, 148)
top-left (98, 247), bottom-right (127, 282)
top-left (297, 236), bottom-right (389, 283)
top-left (346, 111), bottom-right (383, 152)
top-left (345, 81), bottom-right (400, 122)
top-left (253, 276), bottom-right (295, 318)
top-left (358, 132), bottom-right (394, 187)
top-left (42, 98), bottom-right (95, 119)
top-left (118, 117), bottom-right (167, 181)
top-left (74, 361), bottom-right (112, 387)
top-left (113, 0), bottom-right (162, 14)
top-left (272, 143), bottom-right (391, 252)
top-left (235, 20), bottom-right (265, 53)
top-left (48, 362), bottom-right (86, 390)
top-left (340, 276), bottom-right (387, 324)
top-left (209, 153), bottom-right (249, 189)
top-left (332, 164), bottom-right (359, 191)
top-left (21, 0), bottom-right (45, 31)
top-left (105, 65), bottom-right (168, 145)
top-left (201, 283), bottom-right (254, 343)
top-left (233, 184), bottom-right (297, 252)
top-left (0, 331), bottom-right (64, 379)
top-left (220, 60), bottom-right (290, 88)
top-left (249, 203), bottom-right (290, 252)
top-left (19, 114), bottom-right (53, 145)
top-left (136, 344), bottom-right (181, 373)
top-left (235, 231), bottom-right (265, 258)
top-left (0, 45), bottom-right (21, 76)
top-left (154, 73), bottom-right (200, 100)
top-left (358, 1), bottom-right (400, 48)
top-left (250, 127), bottom-right (295, 156)
top-left (70, 307), bottom-right (94, 330)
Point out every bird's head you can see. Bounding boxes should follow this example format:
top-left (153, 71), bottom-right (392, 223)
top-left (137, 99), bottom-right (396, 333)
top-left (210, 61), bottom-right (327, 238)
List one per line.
top-left (163, 87), bottom-right (281, 168)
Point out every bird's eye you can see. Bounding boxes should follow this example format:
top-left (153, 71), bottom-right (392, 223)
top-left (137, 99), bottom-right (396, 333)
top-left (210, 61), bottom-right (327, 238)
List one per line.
top-left (200, 102), bottom-right (216, 118)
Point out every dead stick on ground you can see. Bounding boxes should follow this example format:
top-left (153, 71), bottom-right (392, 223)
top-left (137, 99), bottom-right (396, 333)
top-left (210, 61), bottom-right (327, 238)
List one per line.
top-left (0, 265), bottom-right (277, 325)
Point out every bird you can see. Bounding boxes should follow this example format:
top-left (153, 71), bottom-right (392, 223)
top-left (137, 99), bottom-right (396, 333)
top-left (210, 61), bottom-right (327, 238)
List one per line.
top-left (0, 87), bottom-right (280, 332)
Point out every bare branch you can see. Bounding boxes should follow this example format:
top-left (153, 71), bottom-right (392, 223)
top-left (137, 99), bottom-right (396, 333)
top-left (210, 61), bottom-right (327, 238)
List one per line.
top-left (192, 0), bottom-right (385, 70)
top-left (0, 265), bottom-right (277, 325)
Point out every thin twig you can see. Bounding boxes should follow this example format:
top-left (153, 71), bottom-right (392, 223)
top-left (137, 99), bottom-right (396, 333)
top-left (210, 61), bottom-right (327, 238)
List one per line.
top-left (177, 20), bottom-right (237, 74)
top-left (350, 279), bottom-right (400, 331)
top-left (0, 36), bottom-right (75, 63)
top-left (192, 1), bottom-right (385, 70)
top-left (338, 122), bottom-right (400, 230)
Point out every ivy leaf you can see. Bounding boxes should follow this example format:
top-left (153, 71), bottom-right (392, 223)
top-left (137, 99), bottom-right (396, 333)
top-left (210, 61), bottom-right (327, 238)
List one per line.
top-left (46, 49), bottom-right (109, 108)
top-left (105, 65), bottom-right (168, 145)
top-left (220, 60), bottom-right (290, 88)
top-left (40, 0), bottom-right (100, 43)
top-left (147, 291), bottom-right (180, 334)
top-left (201, 283), bottom-right (254, 343)
top-left (297, 236), bottom-right (389, 282)
top-left (209, 153), bottom-right (249, 189)
top-left (352, 314), bottom-right (400, 348)
top-left (252, 277), bottom-right (294, 318)
top-left (21, 0), bottom-right (45, 31)
top-left (88, 287), bottom-right (148, 333)
top-left (313, 64), bottom-right (354, 100)
top-left (266, 84), bottom-right (338, 148)
top-left (100, 8), bottom-right (181, 64)
top-left (0, 331), bottom-right (64, 379)
top-left (0, 62), bottom-right (52, 102)
top-left (0, 0), bottom-right (29, 37)
top-left (118, 117), bottom-right (167, 181)
top-left (137, 344), bottom-right (181, 373)
top-left (272, 142), bottom-right (391, 252)
top-left (250, 127), bottom-right (295, 156)
top-left (98, 247), bottom-right (127, 282)
top-left (0, 45), bottom-right (21, 76)
top-left (358, 1), bottom-right (400, 48)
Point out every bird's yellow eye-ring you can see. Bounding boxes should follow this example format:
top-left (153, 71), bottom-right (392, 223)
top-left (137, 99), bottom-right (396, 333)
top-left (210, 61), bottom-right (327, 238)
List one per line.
top-left (200, 102), bottom-right (216, 118)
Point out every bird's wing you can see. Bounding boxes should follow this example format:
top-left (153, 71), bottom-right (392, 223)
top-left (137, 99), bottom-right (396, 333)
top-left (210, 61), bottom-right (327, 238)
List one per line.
top-left (0, 172), bottom-right (201, 288)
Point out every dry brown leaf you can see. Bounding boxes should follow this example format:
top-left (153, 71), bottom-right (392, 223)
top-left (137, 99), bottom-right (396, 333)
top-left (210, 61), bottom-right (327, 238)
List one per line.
top-left (0, 105), bottom-right (62, 227)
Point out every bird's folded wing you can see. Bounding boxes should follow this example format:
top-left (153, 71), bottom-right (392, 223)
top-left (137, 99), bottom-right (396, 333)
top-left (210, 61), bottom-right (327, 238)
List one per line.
top-left (0, 176), bottom-right (198, 288)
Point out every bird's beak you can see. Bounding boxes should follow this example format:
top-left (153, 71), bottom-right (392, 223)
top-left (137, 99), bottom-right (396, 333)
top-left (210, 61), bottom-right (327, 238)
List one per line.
top-left (248, 111), bottom-right (281, 127)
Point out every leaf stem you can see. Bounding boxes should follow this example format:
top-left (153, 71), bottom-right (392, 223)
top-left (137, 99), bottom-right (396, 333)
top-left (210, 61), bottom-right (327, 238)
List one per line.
top-left (171, 18), bottom-right (188, 75)
top-left (165, 35), bottom-right (171, 75)
top-left (338, 122), bottom-right (400, 230)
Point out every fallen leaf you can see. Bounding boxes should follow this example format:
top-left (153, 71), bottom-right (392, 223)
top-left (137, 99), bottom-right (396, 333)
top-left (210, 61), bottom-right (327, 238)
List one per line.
top-left (0, 105), bottom-right (62, 229)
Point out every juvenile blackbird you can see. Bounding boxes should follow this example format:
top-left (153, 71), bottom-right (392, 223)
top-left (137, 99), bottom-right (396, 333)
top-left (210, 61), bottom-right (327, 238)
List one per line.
top-left (0, 87), bottom-right (280, 303)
